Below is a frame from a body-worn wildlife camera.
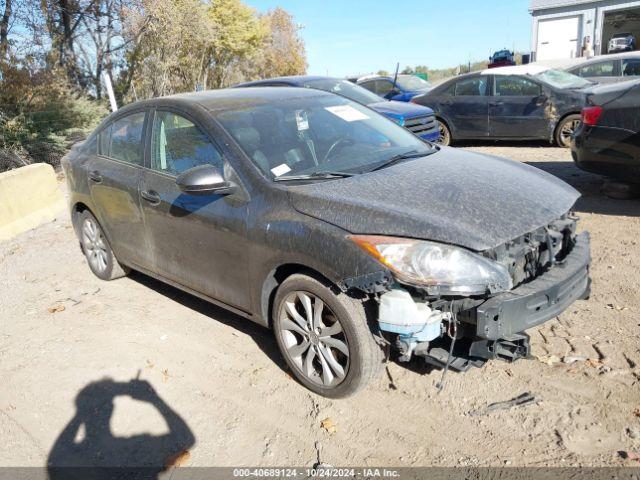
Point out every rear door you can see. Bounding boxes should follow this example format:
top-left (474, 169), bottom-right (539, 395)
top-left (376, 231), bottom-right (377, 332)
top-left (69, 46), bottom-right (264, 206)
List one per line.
top-left (87, 110), bottom-right (150, 268)
top-left (138, 108), bottom-right (251, 311)
top-left (442, 76), bottom-right (490, 138)
top-left (488, 75), bottom-right (548, 139)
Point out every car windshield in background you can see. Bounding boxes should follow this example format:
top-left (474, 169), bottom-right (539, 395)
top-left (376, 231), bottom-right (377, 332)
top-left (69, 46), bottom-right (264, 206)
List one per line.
top-left (303, 78), bottom-right (383, 106)
top-left (396, 75), bottom-right (431, 91)
top-left (215, 94), bottom-right (435, 180)
top-left (533, 69), bottom-right (592, 90)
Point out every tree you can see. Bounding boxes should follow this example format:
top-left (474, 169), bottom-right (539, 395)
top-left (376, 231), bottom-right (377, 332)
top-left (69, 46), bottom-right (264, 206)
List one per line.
top-left (0, 0), bottom-right (11, 58)
top-left (120, 0), bottom-right (214, 99)
top-left (205, 0), bottom-right (266, 88)
top-left (251, 7), bottom-right (306, 79)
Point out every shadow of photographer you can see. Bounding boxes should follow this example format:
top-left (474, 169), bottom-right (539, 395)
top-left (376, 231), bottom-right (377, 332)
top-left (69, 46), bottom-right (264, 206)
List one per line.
top-left (47, 376), bottom-right (195, 480)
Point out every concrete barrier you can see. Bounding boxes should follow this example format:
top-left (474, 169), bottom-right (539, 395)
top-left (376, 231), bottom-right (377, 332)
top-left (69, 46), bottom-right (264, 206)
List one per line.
top-left (0, 163), bottom-right (65, 242)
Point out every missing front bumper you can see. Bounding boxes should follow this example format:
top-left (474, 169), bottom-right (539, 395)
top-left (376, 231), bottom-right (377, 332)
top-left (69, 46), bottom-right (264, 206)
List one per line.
top-left (474, 231), bottom-right (591, 341)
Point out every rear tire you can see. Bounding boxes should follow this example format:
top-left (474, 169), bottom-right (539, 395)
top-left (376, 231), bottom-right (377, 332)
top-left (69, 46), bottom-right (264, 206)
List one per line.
top-left (436, 120), bottom-right (452, 146)
top-left (555, 114), bottom-right (581, 148)
top-left (272, 274), bottom-right (383, 398)
top-left (79, 210), bottom-right (129, 281)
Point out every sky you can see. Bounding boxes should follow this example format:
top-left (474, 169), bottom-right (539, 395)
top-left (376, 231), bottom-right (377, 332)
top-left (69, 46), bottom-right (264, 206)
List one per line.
top-left (244, 0), bottom-right (533, 77)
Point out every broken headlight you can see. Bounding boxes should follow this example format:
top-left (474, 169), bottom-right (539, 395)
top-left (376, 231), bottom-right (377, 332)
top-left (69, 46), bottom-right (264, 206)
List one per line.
top-left (349, 235), bottom-right (513, 295)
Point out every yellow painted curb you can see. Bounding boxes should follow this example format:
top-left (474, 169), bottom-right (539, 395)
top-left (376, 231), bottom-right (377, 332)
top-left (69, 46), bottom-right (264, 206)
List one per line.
top-left (0, 164), bottom-right (65, 242)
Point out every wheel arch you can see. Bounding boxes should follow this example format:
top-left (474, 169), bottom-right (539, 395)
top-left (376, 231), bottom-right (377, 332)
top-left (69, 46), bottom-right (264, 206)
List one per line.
top-left (553, 111), bottom-right (581, 143)
top-left (260, 263), bottom-right (338, 329)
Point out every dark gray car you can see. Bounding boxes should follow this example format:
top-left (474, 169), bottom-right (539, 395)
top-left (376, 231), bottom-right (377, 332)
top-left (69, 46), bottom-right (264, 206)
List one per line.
top-left (411, 67), bottom-right (591, 147)
top-left (62, 87), bottom-right (591, 398)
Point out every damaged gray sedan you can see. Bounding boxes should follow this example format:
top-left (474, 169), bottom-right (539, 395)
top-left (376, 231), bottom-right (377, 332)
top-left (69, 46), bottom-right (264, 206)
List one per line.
top-left (62, 87), bottom-right (591, 398)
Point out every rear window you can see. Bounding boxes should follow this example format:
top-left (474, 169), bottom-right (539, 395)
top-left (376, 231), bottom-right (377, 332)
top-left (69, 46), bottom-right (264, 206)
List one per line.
top-left (623, 59), bottom-right (640, 76)
top-left (454, 77), bottom-right (488, 96)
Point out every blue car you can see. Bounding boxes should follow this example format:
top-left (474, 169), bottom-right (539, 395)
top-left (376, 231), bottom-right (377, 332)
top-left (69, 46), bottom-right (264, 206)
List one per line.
top-left (234, 76), bottom-right (439, 142)
top-left (356, 74), bottom-right (432, 102)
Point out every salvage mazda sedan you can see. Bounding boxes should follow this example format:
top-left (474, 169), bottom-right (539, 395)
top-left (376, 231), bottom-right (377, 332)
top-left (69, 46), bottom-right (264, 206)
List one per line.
top-left (62, 87), bottom-right (591, 398)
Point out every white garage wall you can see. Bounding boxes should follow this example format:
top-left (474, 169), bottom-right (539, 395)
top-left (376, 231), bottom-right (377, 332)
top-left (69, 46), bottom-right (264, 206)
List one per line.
top-left (531, 0), bottom-right (640, 58)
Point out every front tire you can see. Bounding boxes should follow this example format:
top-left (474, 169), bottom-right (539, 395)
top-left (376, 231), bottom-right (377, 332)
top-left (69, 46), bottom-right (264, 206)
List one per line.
top-left (272, 274), bottom-right (383, 398)
top-left (555, 114), bottom-right (581, 148)
top-left (79, 210), bottom-right (129, 281)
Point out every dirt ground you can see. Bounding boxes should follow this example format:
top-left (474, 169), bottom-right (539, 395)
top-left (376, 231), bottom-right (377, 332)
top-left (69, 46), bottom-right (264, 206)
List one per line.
top-left (1, 142), bottom-right (639, 470)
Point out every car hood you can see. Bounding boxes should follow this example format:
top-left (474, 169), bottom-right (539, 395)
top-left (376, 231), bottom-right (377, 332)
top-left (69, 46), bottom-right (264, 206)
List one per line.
top-left (287, 148), bottom-right (580, 251)
top-left (368, 100), bottom-right (434, 118)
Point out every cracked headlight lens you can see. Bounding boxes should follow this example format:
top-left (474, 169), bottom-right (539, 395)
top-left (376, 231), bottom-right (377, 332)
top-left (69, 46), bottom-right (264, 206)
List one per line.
top-left (349, 235), bottom-right (513, 295)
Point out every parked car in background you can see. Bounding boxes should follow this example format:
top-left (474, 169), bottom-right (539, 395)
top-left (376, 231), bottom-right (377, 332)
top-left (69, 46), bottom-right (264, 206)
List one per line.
top-left (62, 87), bottom-right (591, 398)
top-left (566, 51), bottom-right (640, 84)
top-left (572, 78), bottom-right (640, 180)
top-left (234, 76), bottom-right (439, 142)
top-left (410, 65), bottom-right (592, 147)
top-left (357, 74), bottom-right (432, 102)
top-left (608, 33), bottom-right (636, 54)
top-left (488, 49), bottom-right (516, 69)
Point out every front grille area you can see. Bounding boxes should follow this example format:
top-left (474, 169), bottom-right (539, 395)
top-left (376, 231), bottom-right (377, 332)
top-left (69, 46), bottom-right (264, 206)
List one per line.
top-left (484, 214), bottom-right (578, 288)
top-left (404, 115), bottom-right (437, 135)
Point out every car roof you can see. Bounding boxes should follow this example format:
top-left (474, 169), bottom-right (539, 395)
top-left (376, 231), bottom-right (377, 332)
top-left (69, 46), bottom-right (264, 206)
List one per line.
top-left (235, 75), bottom-right (344, 87)
top-left (481, 64), bottom-right (550, 76)
top-left (567, 51), bottom-right (640, 68)
top-left (111, 87), bottom-right (334, 117)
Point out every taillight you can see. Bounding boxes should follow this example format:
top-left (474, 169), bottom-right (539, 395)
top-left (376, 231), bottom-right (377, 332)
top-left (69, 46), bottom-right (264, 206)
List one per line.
top-left (581, 106), bottom-right (603, 126)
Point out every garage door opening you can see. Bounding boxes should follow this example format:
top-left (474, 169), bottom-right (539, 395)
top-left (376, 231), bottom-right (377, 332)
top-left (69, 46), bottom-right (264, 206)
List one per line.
top-left (536, 16), bottom-right (581, 61)
top-left (602, 7), bottom-right (640, 55)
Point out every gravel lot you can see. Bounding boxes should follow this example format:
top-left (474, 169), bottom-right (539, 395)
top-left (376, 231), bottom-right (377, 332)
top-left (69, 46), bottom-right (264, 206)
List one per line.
top-left (1, 143), bottom-right (639, 470)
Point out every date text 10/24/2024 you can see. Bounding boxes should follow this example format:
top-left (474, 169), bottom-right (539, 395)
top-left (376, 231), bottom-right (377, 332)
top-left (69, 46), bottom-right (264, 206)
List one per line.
top-left (232, 468), bottom-right (400, 478)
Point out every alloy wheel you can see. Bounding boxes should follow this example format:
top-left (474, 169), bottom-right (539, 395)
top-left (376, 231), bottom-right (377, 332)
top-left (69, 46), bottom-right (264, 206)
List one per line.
top-left (278, 291), bottom-right (349, 387)
top-left (82, 217), bottom-right (108, 274)
top-left (560, 118), bottom-right (580, 147)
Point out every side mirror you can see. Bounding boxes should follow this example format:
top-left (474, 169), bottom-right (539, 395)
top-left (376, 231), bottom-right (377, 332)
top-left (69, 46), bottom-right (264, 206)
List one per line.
top-left (175, 164), bottom-right (235, 196)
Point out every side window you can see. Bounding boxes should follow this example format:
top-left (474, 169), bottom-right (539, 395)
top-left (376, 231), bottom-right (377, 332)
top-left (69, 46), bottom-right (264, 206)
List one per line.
top-left (109, 112), bottom-right (145, 165)
top-left (442, 82), bottom-right (456, 96)
top-left (454, 77), bottom-right (488, 96)
top-left (359, 81), bottom-right (376, 94)
top-left (375, 80), bottom-right (394, 96)
top-left (151, 111), bottom-right (223, 176)
top-left (494, 76), bottom-right (541, 96)
top-left (98, 124), bottom-right (112, 156)
top-left (579, 61), bottom-right (615, 77)
top-left (623, 59), bottom-right (640, 76)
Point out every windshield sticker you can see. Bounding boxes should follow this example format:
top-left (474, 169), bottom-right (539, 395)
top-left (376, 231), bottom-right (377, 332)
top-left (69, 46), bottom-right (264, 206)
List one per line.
top-left (325, 105), bottom-right (370, 122)
top-left (295, 110), bottom-right (309, 131)
top-left (270, 163), bottom-right (292, 177)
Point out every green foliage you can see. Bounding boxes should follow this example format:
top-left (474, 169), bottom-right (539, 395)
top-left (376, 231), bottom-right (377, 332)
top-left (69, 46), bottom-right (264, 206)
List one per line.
top-left (0, 62), bottom-right (107, 170)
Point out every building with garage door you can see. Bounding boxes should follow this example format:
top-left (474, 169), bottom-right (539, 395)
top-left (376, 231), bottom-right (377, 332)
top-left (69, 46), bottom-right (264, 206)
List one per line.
top-left (530, 0), bottom-right (640, 60)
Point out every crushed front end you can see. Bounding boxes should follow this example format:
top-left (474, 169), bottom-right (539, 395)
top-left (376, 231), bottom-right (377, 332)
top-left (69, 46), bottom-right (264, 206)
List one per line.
top-left (349, 213), bottom-right (591, 371)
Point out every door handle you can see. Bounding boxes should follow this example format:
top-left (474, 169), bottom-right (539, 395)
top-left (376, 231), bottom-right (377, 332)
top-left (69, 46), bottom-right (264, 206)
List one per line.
top-left (489, 101), bottom-right (505, 106)
top-left (140, 189), bottom-right (161, 205)
top-left (88, 170), bottom-right (102, 183)
top-left (442, 100), bottom-right (453, 106)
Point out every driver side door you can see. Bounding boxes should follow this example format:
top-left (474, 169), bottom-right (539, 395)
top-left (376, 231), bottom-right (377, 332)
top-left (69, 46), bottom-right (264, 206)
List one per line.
top-left (139, 108), bottom-right (251, 311)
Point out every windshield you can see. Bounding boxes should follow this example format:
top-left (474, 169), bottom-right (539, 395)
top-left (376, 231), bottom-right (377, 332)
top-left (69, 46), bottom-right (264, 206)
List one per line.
top-left (303, 78), bottom-right (383, 106)
top-left (493, 51), bottom-right (511, 60)
top-left (396, 75), bottom-right (431, 91)
top-left (215, 93), bottom-right (434, 180)
top-left (533, 69), bottom-right (592, 89)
